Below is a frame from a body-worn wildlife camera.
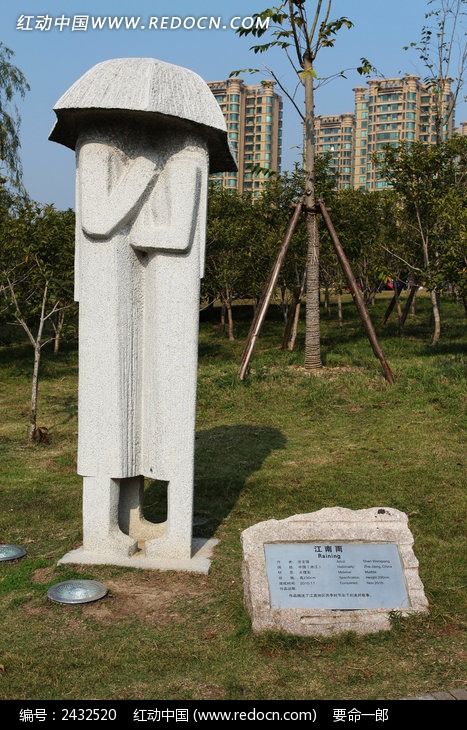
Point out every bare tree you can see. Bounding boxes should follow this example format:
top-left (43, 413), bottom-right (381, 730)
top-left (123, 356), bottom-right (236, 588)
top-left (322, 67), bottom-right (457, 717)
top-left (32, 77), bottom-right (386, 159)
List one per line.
top-left (405, 0), bottom-right (466, 145)
top-left (4, 264), bottom-right (65, 440)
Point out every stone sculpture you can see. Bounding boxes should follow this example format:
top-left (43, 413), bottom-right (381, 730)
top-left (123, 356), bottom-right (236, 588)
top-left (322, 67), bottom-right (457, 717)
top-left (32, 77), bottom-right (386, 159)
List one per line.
top-left (49, 58), bottom-right (236, 572)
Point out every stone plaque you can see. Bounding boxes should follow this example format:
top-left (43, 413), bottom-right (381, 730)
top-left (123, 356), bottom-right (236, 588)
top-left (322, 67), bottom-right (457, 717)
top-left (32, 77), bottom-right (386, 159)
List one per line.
top-left (265, 542), bottom-right (409, 610)
top-left (242, 508), bottom-right (429, 636)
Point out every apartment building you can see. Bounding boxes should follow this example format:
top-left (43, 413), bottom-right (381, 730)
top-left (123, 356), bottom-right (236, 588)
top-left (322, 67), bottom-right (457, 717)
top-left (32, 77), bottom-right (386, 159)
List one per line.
top-left (208, 77), bottom-right (283, 195)
top-left (314, 75), bottom-right (455, 191)
top-left (353, 75), bottom-right (454, 190)
top-left (314, 113), bottom-right (355, 189)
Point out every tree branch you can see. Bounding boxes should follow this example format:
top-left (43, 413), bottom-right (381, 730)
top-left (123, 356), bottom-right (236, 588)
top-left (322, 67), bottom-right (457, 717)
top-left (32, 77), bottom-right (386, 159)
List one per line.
top-left (380, 245), bottom-right (423, 273)
top-left (5, 276), bottom-right (36, 347)
top-left (287, 0), bottom-right (303, 67)
top-left (264, 66), bottom-right (305, 120)
top-left (308, 0), bottom-right (324, 52)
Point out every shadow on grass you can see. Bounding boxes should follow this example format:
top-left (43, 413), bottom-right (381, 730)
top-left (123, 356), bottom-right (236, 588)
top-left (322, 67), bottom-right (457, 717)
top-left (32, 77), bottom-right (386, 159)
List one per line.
top-left (143, 424), bottom-right (286, 537)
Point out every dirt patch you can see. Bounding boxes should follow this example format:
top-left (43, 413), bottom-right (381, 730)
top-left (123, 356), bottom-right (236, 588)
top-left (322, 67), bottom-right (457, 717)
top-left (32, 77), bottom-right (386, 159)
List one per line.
top-left (24, 604), bottom-right (52, 617)
top-left (32, 567), bottom-right (55, 584)
top-left (82, 571), bottom-right (211, 625)
top-left (288, 365), bottom-right (365, 378)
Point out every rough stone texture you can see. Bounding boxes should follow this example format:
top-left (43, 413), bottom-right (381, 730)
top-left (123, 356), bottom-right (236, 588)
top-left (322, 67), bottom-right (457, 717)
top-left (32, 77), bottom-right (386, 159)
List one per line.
top-left (242, 507), bottom-right (429, 637)
top-left (51, 58), bottom-right (235, 571)
top-left (49, 57), bottom-right (236, 173)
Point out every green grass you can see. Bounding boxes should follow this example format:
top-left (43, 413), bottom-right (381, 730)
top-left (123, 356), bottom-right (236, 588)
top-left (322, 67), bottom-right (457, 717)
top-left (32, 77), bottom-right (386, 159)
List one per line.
top-left (0, 292), bottom-right (465, 699)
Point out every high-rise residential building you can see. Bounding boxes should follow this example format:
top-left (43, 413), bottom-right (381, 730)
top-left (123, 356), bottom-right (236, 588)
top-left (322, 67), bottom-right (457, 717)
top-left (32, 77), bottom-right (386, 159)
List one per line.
top-left (207, 77), bottom-right (283, 195)
top-left (353, 75), bottom-right (454, 190)
top-left (313, 75), bottom-right (455, 192)
top-left (455, 121), bottom-right (467, 136)
top-left (314, 113), bottom-right (355, 189)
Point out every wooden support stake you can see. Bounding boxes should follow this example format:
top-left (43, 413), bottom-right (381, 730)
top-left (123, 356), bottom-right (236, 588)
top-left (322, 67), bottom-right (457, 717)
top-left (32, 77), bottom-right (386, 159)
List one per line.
top-left (239, 200), bottom-right (303, 380)
top-left (382, 292), bottom-right (398, 325)
top-left (318, 200), bottom-right (395, 384)
top-left (400, 285), bottom-right (418, 327)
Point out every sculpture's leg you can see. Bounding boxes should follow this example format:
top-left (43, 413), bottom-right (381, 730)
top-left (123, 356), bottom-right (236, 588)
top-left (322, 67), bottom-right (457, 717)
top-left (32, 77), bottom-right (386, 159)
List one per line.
top-left (118, 476), bottom-right (166, 541)
top-left (82, 476), bottom-right (138, 556)
top-left (144, 466), bottom-right (194, 561)
top-left (142, 252), bottom-right (199, 563)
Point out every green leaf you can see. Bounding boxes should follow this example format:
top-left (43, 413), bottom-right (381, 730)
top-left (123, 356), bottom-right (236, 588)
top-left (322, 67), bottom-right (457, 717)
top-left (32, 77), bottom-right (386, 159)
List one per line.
top-left (229, 68), bottom-right (260, 78)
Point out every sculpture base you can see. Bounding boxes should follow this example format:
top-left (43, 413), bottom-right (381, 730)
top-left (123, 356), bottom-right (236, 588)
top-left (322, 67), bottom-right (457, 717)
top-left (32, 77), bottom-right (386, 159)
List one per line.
top-left (58, 538), bottom-right (219, 575)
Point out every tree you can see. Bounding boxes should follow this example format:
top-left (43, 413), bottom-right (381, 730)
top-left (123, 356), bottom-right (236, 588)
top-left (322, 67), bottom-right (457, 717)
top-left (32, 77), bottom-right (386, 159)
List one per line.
top-left (1, 203), bottom-right (75, 440)
top-left (378, 136), bottom-right (467, 344)
top-left (0, 43), bottom-right (29, 191)
top-left (405, 0), bottom-right (466, 145)
top-left (233, 1), bottom-right (373, 369)
top-left (204, 186), bottom-right (267, 339)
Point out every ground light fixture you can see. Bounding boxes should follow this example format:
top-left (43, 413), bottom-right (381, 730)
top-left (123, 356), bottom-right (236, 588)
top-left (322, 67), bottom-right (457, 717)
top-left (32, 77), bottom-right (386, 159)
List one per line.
top-left (47, 579), bottom-right (108, 605)
top-left (0, 544), bottom-right (27, 561)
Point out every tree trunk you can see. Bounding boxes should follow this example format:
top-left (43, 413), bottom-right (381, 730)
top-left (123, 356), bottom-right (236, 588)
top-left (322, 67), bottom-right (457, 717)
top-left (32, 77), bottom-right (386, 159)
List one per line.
top-left (288, 295), bottom-right (302, 351)
top-left (337, 290), bottom-right (343, 326)
top-left (303, 52), bottom-right (321, 370)
top-left (28, 283), bottom-right (49, 442)
top-left (394, 285), bottom-right (402, 323)
top-left (430, 289), bottom-right (441, 345)
top-left (28, 342), bottom-right (42, 441)
top-left (280, 285), bottom-right (288, 323)
top-left (53, 309), bottom-right (65, 354)
top-left (282, 288), bottom-right (300, 351)
top-left (223, 290), bottom-right (235, 341)
top-left (220, 304), bottom-right (226, 331)
top-left (324, 286), bottom-right (331, 317)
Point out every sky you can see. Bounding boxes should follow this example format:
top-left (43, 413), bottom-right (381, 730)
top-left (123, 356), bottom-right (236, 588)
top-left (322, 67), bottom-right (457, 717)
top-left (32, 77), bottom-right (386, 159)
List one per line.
top-left (1, 0), bottom-right (465, 210)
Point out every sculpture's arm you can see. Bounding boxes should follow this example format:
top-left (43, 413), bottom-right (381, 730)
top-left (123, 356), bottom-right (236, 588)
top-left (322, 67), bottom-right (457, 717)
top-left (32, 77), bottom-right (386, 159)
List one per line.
top-left (131, 157), bottom-right (202, 252)
top-left (79, 142), bottom-right (158, 239)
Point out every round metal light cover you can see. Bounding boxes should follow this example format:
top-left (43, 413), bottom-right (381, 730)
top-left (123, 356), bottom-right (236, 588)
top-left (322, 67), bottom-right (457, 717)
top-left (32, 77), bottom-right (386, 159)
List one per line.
top-left (0, 544), bottom-right (27, 562)
top-left (47, 579), bottom-right (107, 605)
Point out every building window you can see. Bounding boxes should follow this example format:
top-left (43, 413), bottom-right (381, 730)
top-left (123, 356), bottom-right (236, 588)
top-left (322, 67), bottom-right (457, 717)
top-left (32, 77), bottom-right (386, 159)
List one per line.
top-left (227, 179), bottom-right (237, 187)
top-left (230, 103), bottom-right (239, 112)
top-left (230, 94), bottom-right (240, 101)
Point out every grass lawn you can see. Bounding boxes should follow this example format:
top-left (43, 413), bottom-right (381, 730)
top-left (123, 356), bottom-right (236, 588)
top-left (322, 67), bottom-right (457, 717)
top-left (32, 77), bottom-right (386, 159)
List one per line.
top-left (0, 292), bottom-right (465, 700)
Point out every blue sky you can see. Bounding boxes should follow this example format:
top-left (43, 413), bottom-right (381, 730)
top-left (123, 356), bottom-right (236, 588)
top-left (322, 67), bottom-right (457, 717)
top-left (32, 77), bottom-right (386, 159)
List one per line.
top-left (1, 0), bottom-right (465, 209)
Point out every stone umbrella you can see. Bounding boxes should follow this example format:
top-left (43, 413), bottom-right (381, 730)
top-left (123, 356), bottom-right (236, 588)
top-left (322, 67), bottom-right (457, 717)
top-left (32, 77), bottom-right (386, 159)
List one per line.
top-left (50, 58), bottom-right (236, 573)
